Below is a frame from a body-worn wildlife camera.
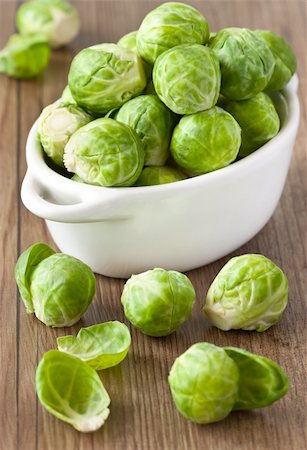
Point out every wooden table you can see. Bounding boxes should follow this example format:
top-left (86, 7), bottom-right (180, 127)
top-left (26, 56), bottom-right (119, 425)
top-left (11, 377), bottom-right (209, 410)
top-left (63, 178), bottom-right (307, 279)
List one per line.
top-left (1, 1), bottom-right (306, 449)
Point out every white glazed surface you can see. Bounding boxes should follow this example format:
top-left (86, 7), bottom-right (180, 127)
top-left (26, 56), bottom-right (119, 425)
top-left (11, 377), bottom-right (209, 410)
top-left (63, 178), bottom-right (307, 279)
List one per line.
top-left (21, 80), bottom-right (300, 278)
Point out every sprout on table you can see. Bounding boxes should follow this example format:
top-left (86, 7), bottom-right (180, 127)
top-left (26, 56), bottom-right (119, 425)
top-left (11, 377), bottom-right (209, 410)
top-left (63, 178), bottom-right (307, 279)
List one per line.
top-left (15, 243), bottom-right (96, 327)
top-left (16, 0), bottom-right (80, 49)
top-left (121, 268), bottom-right (195, 337)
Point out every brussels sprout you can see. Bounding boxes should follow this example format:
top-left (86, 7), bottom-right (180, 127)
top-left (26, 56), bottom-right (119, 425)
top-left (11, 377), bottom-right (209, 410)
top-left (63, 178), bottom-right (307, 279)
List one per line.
top-left (121, 268), bottom-right (195, 337)
top-left (36, 350), bottom-right (110, 432)
top-left (224, 347), bottom-right (288, 410)
top-left (168, 343), bottom-right (239, 424)
top-left (15, 243), bottom-right (96, 327)
top-left (153, 44), bottom-right (221, 115)
top-left (68, 44), bottom-right (146, 115)
top-left (64, 118), bottom-right (144, 187)
top-left (135, 166), bottom-right (186, 186)
top-left (117, 30), bottom-right (152, 81)
top-left (38, 102), bottom-right (92, 167)
top-left (256, 30), bottom-right (297, 92)
top-left (16, 0), bottom-right (79, 49)
top-left (116, 95), bottom-right (174, 166)
top-left (209, 28), bottom-right (275, 100)
top-left (61, 85), bottom-right (77, 106)
top-left (222, 92), bottom-right (280, 158)
top-left (170, 106), bottom-right (241, 175)
top-left (203, 254), bottom-right (288, 332)
top-left (137, 2), bottom-right (210, 64)
top-left (117, 31), bottom-right (138, 52)
top-left (57, 321), bottom-right (131, 370)
top-left (0, 33), bottom-right (50, 79)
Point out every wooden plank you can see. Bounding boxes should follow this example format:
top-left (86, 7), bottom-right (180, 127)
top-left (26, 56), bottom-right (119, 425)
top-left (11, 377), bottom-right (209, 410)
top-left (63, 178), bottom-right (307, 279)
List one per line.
top-left (0, 1), bottom-right (305, 449)
top-left (0, 2), bottom-right (19, 449)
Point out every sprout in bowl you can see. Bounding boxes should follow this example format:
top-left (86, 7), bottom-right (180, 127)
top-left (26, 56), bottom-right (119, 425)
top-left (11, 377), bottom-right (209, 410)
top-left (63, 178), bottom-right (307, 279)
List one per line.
top-left (68, 44), bottom-right (146, 115)
top-left (116, 95), bottom-right (175, 166)
top-left (38, 102), bottom-right (92, 167)
top-left (64, 118), bottom-right (144, 187)
top-left (137, 2), bottom-right (210, 64)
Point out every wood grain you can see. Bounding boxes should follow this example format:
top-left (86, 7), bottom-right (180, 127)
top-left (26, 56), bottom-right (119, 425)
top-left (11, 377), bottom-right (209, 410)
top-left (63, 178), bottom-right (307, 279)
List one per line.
top-left (0, 1), bottom-right (306, 449)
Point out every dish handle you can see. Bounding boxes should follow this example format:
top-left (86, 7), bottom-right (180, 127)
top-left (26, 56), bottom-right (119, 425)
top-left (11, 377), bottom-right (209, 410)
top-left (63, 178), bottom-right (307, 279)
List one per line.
top-left (21, 172), bottom-right (130, 223)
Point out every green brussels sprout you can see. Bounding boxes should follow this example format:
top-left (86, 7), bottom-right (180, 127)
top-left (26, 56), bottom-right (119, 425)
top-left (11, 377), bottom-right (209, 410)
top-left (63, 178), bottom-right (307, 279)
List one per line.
top-left (209, 28), bottom-right (275, 100)
top-left (15, 243), bottom-right (96, 327)
top-left (117, 30), bottom-right (138, 52)
top-left (36, 350), bottom-right (110, 432)
top-left (64, 118), bottom-right (144, 187)
top-left (153, 44), bottom-right (221, 115)
top-left (224, 347), bottom-right (288, 410)
top-left (203, 254), bottom-right (288, 332)
top-left (137, 2), bottom-right (210, 64)
top-left (168, 343), bottom-right (239, 424)
top-left (57, 321), bottom-right (131, 370)
top-left (16, 0), bottom-right (79, 49)
top-left (135, 166), bottom-right (186, 186)
top-left (255, 30), bottom-right (297, 92)
top-left (61, 85), bottom-right (77, 106)
top-left (170, 106), bottom-right (241, 175)
top-left (0, 33), bottom-right (50, 79)
top-left (116, 95), bottom-right (174, 166)
top-left (222, 92), bottom-right (280, 158)
top-left (117, 30), bottom-right (152, 81)
top-left (38, 102), bottom-right (92, 167)
top-left (68, 44), bottom-right (146, 115)
top-left (121, 268), bottom-right (195, 337)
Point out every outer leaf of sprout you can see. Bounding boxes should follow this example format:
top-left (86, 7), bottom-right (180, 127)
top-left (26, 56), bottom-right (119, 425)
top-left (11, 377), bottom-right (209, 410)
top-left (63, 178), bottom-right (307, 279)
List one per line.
top-left (36, 350), bottom-right (110, 432)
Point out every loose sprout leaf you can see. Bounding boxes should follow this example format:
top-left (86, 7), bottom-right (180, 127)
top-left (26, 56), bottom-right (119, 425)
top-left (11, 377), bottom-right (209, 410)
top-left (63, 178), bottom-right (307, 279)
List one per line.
top-left (57, 321), bottom-right (131, 370)
top-left (15, 243), bottom-right (55, 313)
top-left (36, 350), bottom-right (110, 432)
top-left (224, 347), bottom-right (288, 410)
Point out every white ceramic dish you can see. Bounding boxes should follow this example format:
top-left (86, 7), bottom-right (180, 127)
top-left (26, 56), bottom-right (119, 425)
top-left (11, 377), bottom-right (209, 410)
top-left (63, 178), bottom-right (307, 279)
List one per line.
top-left (21, 78), bottom-right (300, 278)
